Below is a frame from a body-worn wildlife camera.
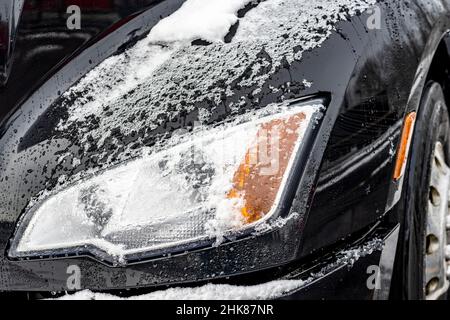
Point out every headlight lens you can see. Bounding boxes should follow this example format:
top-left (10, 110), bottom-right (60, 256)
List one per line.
top-left (9, 101), bottom-right (323, 263)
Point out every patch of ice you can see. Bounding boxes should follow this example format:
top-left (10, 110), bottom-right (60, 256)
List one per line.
top-left (303, 79), bottom-right (313, 88)
top-left (252, 212), bottom-right (300, 235)
top-left (308, 238), bottom-right (384, 279)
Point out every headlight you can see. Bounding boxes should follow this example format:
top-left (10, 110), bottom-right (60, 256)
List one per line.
top-left (9, 100), bottom-right (323, 264)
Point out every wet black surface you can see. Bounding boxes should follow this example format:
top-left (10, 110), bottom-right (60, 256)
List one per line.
top-left (0, 0), bottom-right (450, 295)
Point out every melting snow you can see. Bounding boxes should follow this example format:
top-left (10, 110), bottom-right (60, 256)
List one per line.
top-left (58, 279), bottom-right (306, 300)
top-left (147, 0), bottom-right (255, 43)
top-left (55, 0), bottom-right (376, 168)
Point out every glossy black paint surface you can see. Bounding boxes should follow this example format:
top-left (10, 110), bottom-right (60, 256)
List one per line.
top-left (0, 0), bottom-right (24, 85)
top-left (301, 0), bottom-right (450, 256)
top-left (0, 0), bottom-right (449, 295)
top-left (0, 0), bottom-right (163, 122)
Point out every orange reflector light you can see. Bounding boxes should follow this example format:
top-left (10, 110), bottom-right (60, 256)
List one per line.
top-left (227, 112), bottom-right (307, 223)
top-left (393, 112), bottom-right (417, 181)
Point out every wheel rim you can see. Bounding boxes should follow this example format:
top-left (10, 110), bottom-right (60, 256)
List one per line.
top-left (424, 141), bottom-right (450, 299)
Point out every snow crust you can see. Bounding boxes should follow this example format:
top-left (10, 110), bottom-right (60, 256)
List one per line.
top-left (148, 0), bottom-right (255, 43)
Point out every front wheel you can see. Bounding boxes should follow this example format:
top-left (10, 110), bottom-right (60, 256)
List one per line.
top-left (396, 82), bottom-right (450, 300)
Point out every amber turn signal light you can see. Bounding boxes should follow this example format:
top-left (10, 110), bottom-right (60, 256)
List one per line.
top-left (227, 112), bottom-right (307, 223)
top-left (393, 112), bottom-right (417, 181)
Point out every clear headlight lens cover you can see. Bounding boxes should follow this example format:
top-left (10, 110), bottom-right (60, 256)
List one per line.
top-left (9, 101), bottom-right (322, 262)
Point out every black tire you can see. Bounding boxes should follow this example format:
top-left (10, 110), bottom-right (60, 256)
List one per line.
top-left (394, 82), bottom-right (450, 300)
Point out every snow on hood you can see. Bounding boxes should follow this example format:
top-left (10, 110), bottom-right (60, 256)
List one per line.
top-left (54, 0), bottom-right (376, 170)
top-left (148, 0), bottom-right (256, 43)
